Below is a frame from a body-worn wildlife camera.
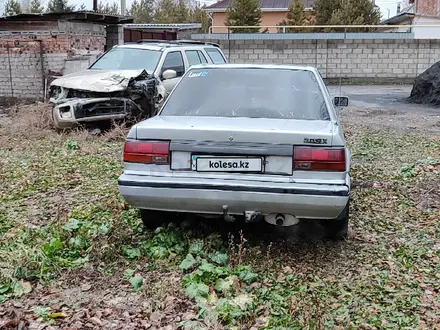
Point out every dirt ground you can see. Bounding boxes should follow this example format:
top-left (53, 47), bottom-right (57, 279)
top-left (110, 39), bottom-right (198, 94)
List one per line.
top-left (0, 91), bottom-right (439, 329)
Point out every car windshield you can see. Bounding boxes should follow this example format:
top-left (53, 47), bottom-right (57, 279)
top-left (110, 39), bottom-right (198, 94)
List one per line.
top-left (160, 68), bottom-right (330, 120)
top-left (89, 48), bottom-right (162, 73)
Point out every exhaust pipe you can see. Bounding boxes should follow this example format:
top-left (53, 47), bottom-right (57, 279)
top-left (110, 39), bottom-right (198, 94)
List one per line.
top-left (275, 214), bottom-right (285, 226)
top-left (265, 213), bottom-right (299, 227)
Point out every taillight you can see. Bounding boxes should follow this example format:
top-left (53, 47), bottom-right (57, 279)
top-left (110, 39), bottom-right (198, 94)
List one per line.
top-left (123, 141), bottom-right (170, 164)
top-left (293, 147), bottom-right (346, 171)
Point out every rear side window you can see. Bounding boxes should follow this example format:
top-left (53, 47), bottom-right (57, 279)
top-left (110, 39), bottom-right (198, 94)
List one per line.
top-left (161, 51), bottom-right (185, 77)
top-left (185, 50), bottom-right (208, 67)
top-left (205, 48), bottom-right (226, 64)
top-left (160, 68), bottom-right (329, 120)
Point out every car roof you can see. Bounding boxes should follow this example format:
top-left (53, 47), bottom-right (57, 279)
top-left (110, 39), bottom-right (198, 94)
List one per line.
top-left (116, 44), bottom-right (165, 51)
top-left (116, 40), bottom-right (221, 52)
top-left (186, 63), bottom-right (318, 72)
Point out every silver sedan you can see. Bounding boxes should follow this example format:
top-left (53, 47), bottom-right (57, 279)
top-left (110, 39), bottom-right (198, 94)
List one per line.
top-left (118, 64), bottom-right (351, 239)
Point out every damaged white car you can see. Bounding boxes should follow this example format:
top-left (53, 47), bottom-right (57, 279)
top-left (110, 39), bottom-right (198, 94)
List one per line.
top-left (49, 40), bottom-right (227, 129)
top-left (49, 69), bottom-right (164, 129)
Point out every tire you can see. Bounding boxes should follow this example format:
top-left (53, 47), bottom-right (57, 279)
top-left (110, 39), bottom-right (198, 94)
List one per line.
top-left (320, 201), bottom-right (349, 240)
top-left (139, 209), bottom-right (180, 230)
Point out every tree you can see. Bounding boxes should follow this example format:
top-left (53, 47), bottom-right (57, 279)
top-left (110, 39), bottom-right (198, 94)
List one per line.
top-left (328, 0), bottom-right (381, 31)
top-left (97, 1), bottom-right (119, 15)
top-left (225, 0), bottom-right (261, 33)
top-left (189, 4), bottom-right (211, 33)
top-left (278, 0), bottom-right (307, 33)
top-left (46, 0), bottom-right (75, 12)
top-left (28, 0), bottom-right (44, 12)
top-left (3, 0), bottom-right (22, 15)
top-left (314, 0), bottom-right (340, 25)
top-left (21, 0), bottom-right (31, 12)
top-left (154, 0), bottom-right (177, 24)
top-left (303, 11), bottom-right (316, 26)
top-left (129, 0), bottom-right (155, 23)
top-left (174, 0), bottom-right (189, 23)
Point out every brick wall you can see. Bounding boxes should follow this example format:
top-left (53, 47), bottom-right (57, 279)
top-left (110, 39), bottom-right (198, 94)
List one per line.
top-left (0, 20), bottom-right (106, 99)
top-left (0, 40), bottom-right (46, 98)
top-left (212, 38), bottom-right (440, 81)
top-left (106, 25), bottom-right (124, 50)
top-left (416, 0), bottom-right (440, 16)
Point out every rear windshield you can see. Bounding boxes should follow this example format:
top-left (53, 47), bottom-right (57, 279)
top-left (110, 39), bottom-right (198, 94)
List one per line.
top-left (159, 68), bottom-right (329, 120)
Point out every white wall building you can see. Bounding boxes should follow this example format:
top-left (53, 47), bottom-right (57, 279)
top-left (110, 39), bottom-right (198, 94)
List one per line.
top-left (381, 3), bottom-right (440, 39)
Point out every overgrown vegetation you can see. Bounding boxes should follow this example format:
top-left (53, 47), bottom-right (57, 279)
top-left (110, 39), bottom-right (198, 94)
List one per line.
top-left (0, 103), bottom-right (439, 328)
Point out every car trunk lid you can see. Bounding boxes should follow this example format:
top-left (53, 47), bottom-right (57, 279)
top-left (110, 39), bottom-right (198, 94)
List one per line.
top-left (135, 116), bottom-right (334, 145)
top-left (134, 116), bottom-right (341, 178)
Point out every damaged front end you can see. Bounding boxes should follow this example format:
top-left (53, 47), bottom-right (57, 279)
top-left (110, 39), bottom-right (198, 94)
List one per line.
top-left (49, 70), bottom-right (166, 129)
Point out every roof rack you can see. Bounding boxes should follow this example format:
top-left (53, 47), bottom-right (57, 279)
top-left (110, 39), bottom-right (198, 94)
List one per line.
top-left (135, 39), bottom-right (220, 48)
top-left (173, 40), bottom-right (221, 48)
top-left (135, 39), bottom-right (172, 44)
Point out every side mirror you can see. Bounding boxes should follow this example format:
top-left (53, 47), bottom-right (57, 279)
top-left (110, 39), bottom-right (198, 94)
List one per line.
top-left (162, 69), bottom-right (177, 80)
top-left (333, 96), bottom-right (349, 107)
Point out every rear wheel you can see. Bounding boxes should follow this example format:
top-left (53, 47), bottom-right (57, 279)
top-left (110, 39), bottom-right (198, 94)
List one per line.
top-left (320, 202), bottom-right (349, 240)
top-left (139, 209), bottom-right (180, 230)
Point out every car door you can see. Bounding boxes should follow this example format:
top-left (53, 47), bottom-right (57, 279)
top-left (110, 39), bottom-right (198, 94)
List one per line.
top-left (159, 51), bottom-right (186, 94)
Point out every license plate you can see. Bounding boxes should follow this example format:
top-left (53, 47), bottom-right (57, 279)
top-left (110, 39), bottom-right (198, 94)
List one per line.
top-left (192, 156), bottom-right (263, 172)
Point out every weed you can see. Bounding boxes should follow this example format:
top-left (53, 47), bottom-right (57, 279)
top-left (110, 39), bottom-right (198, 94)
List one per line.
top-left (228, 230), bottom-right (248, 268)
top-left (34, 306), bottom-right (52, 323)
top-left (11, 102), bottom-right (53, 131)
top-left (129, 275), bottom-right (144, 291)
top-left (103, 120), bottom-right (130, 142)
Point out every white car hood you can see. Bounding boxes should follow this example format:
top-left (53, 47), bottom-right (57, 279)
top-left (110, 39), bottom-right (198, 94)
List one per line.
top-left (50, 69), bottom-right (148, 93)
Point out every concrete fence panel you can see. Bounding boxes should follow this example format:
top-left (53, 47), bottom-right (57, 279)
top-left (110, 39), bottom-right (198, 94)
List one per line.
top-left (194, 34), bottom-right (440, 83)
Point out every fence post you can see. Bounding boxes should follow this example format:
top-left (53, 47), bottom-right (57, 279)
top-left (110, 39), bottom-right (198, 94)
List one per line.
top-left (228, 27), bottom-right (231, 62)
top-left (339, 27), bottom-right (347, 98)
top-left (415, 39), bottom-right (420, 78)
top-left (39, 40), bottom-right (45, 101)
top-left (6, 42), bottom-right (13, 98)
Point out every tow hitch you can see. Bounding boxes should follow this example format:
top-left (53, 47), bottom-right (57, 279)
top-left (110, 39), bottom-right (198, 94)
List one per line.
top-left (222, 205), bottom-right (236, 223)
top-left (222, 206), bottom-right (264, 224)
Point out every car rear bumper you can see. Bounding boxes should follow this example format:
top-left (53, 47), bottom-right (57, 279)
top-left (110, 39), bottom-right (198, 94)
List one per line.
top-left (118, 174), bottom-right (350, 219)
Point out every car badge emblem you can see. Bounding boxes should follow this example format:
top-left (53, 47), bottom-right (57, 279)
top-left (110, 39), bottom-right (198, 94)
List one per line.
top-left (229, 136), bottom-right (234, 141)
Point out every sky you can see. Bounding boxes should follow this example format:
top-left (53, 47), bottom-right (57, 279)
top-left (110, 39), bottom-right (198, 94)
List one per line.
top-left (1, 0), bottom-right (402, 23)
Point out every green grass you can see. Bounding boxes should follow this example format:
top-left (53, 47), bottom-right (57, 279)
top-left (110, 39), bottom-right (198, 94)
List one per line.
top-left (0, 113), bottom-right (439, 329)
